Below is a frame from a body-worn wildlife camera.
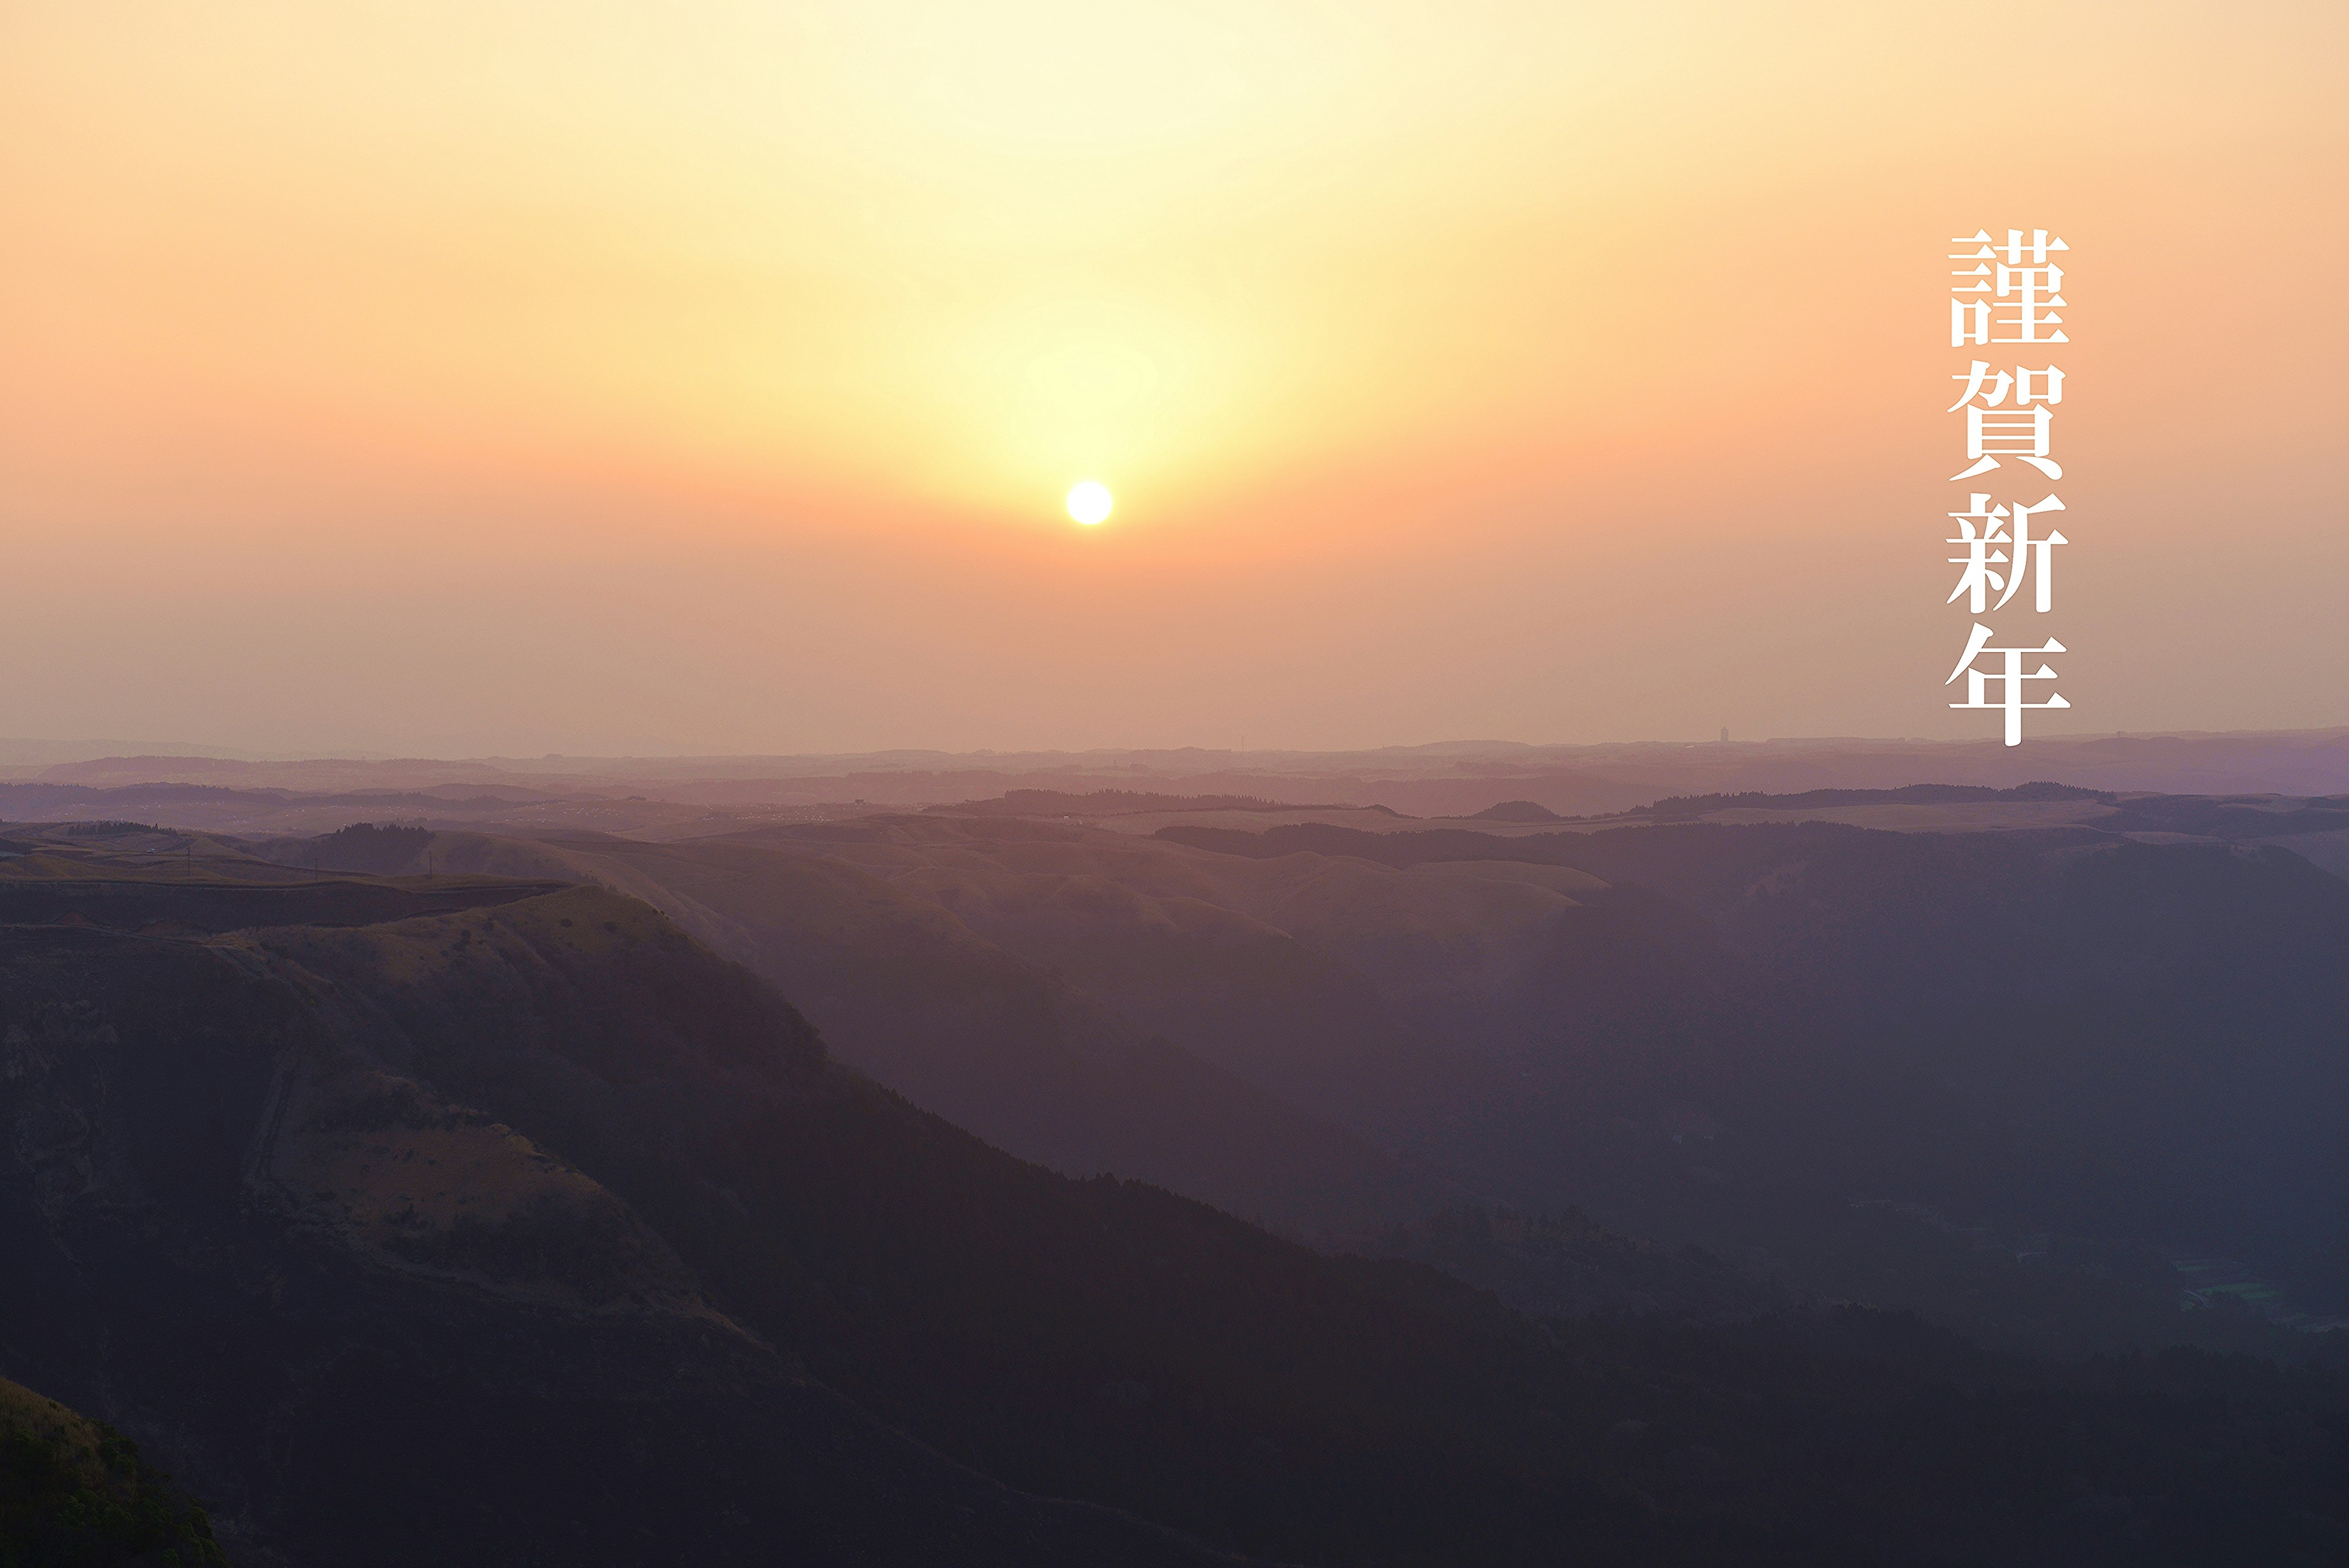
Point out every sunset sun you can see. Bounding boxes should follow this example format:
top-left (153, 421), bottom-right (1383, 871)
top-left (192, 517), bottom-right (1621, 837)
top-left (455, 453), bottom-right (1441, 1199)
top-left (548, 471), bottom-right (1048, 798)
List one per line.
top-left (1066, 481), bottom-right (1113, 526)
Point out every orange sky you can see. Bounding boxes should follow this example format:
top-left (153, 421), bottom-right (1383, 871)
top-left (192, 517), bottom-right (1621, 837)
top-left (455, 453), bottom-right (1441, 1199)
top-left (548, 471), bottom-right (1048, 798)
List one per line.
top-left (2, 1), bottom-right (2343, 754)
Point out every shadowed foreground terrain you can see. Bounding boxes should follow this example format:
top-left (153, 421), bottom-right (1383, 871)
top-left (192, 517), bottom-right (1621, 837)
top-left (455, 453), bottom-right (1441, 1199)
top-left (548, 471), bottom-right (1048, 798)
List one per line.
top-left (0, 1377), bottom-right (227, 1568)
top-left (1, 835), bottom-right (2345, 1566)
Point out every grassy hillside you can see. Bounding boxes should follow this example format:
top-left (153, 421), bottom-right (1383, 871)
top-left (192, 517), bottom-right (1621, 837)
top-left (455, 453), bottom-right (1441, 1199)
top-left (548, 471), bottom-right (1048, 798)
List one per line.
top-left (0, 1378), bottom-right (228, 1568)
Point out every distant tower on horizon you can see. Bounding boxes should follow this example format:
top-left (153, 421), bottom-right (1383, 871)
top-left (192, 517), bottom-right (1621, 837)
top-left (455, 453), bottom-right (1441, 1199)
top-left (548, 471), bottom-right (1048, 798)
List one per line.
top-left (1719, 726), bottom-right (1730, 743)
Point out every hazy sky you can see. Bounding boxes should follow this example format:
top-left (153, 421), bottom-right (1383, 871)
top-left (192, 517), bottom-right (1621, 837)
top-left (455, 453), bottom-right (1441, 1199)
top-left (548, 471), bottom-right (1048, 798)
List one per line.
top-left (3, 1), bottom-right (2343, 755)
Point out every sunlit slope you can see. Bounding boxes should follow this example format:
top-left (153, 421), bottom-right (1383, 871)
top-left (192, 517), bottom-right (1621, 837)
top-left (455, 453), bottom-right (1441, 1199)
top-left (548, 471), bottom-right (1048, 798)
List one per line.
top-left (0, 1377), bottom-right (231, 1567)
top-left (0, 868), bottom-right (1266, 1566)
top-left (0, 823), bottom-right (566, 926)
top-left (260, 822), bottom-right (1447, 1236)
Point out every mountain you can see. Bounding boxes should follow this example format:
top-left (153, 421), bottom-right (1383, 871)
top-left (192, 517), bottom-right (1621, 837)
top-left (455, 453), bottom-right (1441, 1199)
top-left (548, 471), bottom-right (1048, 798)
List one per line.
top-left (708, 813), bottom-right (1585, 1140)
top-left (1150, 804), bottom-right (2349, 1341)
top-left (368, 793), bottom-right (2349, 1353)
top-left (0, 860), bottom-right (1266, 1566)
top-left (17, 731), bottom-right (2349, 820)
top-left (1471, 801), bottom-right (1564, 822)
top-left (267, 822), bottom-right (1445, 1241)
top-left (8, 839), bottom-right (2348, 1564)
top-left (278, 798), bottom-right (2349, 1350)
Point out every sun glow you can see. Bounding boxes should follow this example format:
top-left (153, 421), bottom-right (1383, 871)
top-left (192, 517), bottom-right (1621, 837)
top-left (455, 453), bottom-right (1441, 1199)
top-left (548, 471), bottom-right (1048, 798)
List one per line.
top-left (1066, 481), bottom-right (1113, 525)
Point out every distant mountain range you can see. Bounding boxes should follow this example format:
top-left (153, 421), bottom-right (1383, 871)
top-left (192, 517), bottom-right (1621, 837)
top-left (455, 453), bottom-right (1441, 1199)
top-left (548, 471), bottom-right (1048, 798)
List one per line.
top-left (2, 793), bottom-right (2346, 1565)
top-left (6, 729), bottom-right (2349, 829)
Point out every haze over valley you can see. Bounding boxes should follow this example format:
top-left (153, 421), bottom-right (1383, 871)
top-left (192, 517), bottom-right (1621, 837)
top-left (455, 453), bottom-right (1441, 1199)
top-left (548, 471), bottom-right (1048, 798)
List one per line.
top-left (4, 732), bottom-right (2347, 1564)
top-left (6, 1), bottom-right (2346, 1561)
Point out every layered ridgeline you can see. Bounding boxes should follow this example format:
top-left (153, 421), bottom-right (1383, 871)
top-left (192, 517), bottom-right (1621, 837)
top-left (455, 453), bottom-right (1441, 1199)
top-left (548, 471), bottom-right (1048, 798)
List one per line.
top-left (269, 819), bottom-right (1456, 1242)
top-left (1142, 807), bottom-right (2349, 1336)
top-left (304, 796), bottom-right (2349, 1354)
top-left (2, 831), bottom-right (2345, 1566)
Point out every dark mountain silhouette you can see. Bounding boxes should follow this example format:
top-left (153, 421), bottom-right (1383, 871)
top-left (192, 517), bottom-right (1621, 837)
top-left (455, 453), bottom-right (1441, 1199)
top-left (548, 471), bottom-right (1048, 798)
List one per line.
top-left (1629, 781), bottom-right (2109, 819)
top-left (1472, 800), bottom-right (1564, 822)
top-left (21, 730), bottom-right (2349, 820)
top-left (935, 789), bottom-right (1350, 816)
top-left (7, 840), bottom-right (2347, 1565)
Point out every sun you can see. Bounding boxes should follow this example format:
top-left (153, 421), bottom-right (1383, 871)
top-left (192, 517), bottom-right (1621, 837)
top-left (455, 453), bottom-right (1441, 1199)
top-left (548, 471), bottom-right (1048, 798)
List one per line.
top-left (1066, 481), bottom-right (1113, 526)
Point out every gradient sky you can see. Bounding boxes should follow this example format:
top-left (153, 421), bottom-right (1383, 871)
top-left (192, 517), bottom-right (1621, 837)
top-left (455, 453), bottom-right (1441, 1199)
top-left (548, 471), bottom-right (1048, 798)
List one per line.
top-left (3, 1), bottom-right (2343, 755)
